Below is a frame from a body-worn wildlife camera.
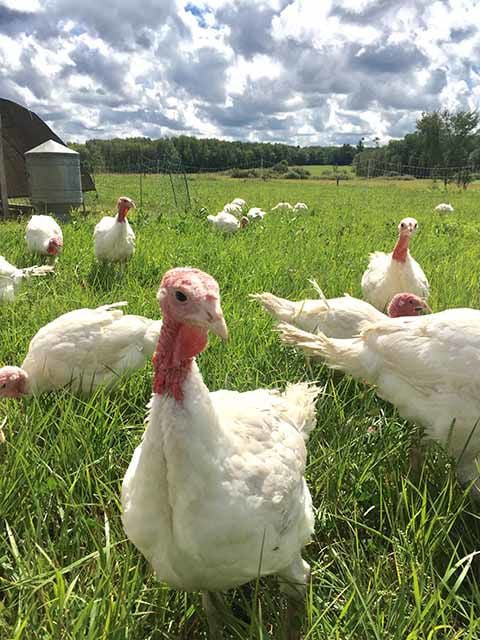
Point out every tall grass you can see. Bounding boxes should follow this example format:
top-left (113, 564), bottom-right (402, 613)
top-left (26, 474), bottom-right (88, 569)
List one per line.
top-left (1, 176), bottom-right (480, 638)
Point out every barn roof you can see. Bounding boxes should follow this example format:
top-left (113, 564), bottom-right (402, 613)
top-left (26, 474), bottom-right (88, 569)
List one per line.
top-left (0, 98), bottom-right (95, 198)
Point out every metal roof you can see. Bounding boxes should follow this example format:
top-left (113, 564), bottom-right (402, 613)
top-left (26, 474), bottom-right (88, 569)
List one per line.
top-left (25, 139), bottom-right (79, 155)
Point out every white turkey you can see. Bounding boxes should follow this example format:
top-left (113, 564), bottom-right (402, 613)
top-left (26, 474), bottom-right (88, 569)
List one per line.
top-left (293, 202), bottom-right (308, 212)
top-left (121, 267), bottom-right (321, 640)
top-left (207, 210), bottom-right (248, 232)
top-left (272, 202), bottom-right (293, 212)
top-left (0, 302), bottom-right (161, 397)
top-left (25, 215), bottom-right (63, 257)
top-left (222, 202), bottom-right (243, 216)
top-left (93, 196), bottom-right (136, 263)
top-left (277, 308), bottom-right (480, 496)
top-left (0, 256), bottom-right (54, 303)
top-left (435, 203), bottom-right (454, 213)
top-left (361, 217), bottom-right (429, 311)
top-left (230, 198), bottom-right (246, 208)
top-left (247, 206), bottom-right (266, 220)
top-left (252, 287), bottom-right (430, 339)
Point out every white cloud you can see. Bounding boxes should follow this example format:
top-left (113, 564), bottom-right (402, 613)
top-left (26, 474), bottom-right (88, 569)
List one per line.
top-left (0, 0), bottom-right (478, 145)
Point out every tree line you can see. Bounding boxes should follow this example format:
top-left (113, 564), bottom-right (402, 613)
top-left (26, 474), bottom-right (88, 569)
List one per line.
top-left (354, 110), bottom-right (480, 179)
top-left (68, 136), bottom-right (357, 174)
top-left (68, 109), bottom-right (480, 177)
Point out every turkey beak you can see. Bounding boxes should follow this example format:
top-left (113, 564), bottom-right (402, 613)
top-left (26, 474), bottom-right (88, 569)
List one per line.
top-left (209, 313), bottom-right (228, 341)
top-left (207, 301), bottom-right (228, 340)
top-left (416, 302), bottom-right (432, 315)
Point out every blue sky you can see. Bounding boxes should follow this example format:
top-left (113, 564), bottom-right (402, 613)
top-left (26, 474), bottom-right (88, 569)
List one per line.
top-left (0, 0), bottom-right (478, 145)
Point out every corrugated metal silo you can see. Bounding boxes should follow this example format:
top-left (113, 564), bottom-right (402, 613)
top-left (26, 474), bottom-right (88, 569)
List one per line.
top-left (25, 139), bottom-right (83, 219)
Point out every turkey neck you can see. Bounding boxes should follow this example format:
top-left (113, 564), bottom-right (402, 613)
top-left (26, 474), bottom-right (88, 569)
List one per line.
top-left (392, 233), bottom-right (410, 263)
top-left (152, 315), bottom-right (208, 402)
top-left (117, 208), bottom-right (128, 223)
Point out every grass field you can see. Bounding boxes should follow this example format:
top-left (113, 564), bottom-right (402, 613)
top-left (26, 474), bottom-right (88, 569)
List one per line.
top-left (2, 174), bottom-right (480, 639)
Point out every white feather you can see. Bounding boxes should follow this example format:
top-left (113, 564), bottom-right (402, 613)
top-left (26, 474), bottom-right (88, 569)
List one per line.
top-left (253, 289), bottom-right (384, 338)
top-left (19, 303), bottom-right (161, 395)
top-left (0, 256), bottom-right (54, 302)
top-left (435, 203), bottom-right (454, 213)
top-left (230, 198), bottom-right (246, 208)
top-left (361, 218), bottom-right (429, 311)
top-left (25, 215), bottom-right (63, 255)
top-left (207, 210), bottom-right (242, 232)
top-left (122, 365), bottom-right (321, 592)
top-left (293, 202), bottom-right (308, 212)
top-left (271, 202), bottom-right (293, 211)
top-left (277, 308), bottom-right (480, 490)
top-left (247, 207), bottom-right (266, 219)
top-left (93, 216), bottom-right (135, 262)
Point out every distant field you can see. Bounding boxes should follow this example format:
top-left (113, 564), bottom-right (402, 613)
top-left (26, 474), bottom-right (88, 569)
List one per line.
top-left (299, 164), bottom-right (356, 176)
top-left (2, 173), bottom-right (480, 638)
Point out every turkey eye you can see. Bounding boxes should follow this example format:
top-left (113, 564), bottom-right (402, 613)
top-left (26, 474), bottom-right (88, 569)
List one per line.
top-left (175, 291), bottom-right (187, 302)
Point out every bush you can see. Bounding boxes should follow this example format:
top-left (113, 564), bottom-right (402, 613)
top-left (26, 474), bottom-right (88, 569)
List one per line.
top-left (290, 166), bottom-right (311, 178)
top-left (381, 174), bottom-right (416, 181)
top-left (272, 160), bottom-right (289, 173)
top-left (312, 171), bottom-right (351, 180)
top-left (230, 168), bottom-right (258, 178)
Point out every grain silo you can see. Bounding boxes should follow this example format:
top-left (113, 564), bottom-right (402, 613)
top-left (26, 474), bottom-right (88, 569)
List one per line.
top-left (25, 139), bottom-right (83, 219)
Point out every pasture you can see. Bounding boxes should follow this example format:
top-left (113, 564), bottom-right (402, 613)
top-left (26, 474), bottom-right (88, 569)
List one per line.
top-left (1, 174), bottom-right (480, 639)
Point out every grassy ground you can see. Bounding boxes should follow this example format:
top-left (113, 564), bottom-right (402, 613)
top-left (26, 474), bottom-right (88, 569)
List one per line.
top-left (1, 174), bottom-right (480, 639)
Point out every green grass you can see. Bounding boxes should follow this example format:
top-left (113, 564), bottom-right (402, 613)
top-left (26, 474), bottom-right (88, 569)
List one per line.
top-left (2, 175), bottom-right (480, 638)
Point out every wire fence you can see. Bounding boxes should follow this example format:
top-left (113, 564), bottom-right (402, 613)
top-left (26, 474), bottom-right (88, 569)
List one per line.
top-left (354, 157), bottom-right (480, 187)
top-left (78, 154), bottom-right (480, 219)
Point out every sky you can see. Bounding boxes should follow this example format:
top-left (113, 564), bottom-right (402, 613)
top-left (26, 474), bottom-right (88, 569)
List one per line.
top-left (0, 0), bottom-right (479, 146)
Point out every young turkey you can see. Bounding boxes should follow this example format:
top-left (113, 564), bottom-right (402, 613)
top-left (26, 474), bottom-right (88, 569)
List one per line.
top-left (222, 202), bottom-right (243, 216)
top-left (0, 256), bottom-right (54, 303)
top-left (361, 217), bottom-right (429, 311)
top-left (277, 308), bottom-right (480, 497)
top-left (121, 267), bottom-right (321, 639)
top-left (93, 196), bottom-right (136, 263)
top-left (247, 206), bottom-right (266, 220)
top-left (435, 203), bottom-right (454, 213)
top-left (230, 197), bottom-right (246, 208)
top-left (207, 210), bottom-right (248, 232)
top-left (293, 202), bottom-right (308, 212)
top-left (25, 215), bottom-right (63, 257)
top-left (272, 202), bottom-right (294, 212)
top-left (252, 287), bottom-right (430, 339)
top-left (0, 303), bottom-right (161, 397)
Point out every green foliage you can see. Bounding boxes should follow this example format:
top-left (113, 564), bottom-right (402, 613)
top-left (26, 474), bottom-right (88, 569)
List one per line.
top-left (355, 109), bottom-right (480, 178)
top-left (69, 136), bottom-right (358, 175)
top-left (2, 174), bottom-right (480, 637)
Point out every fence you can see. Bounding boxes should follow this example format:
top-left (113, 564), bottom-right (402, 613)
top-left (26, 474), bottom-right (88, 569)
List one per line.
top-left (354, 157), bottom-right (480, 188)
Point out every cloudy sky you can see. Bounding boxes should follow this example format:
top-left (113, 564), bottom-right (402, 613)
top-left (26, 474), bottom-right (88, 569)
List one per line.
top-left (0, 0), bottom-right (479, 146)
